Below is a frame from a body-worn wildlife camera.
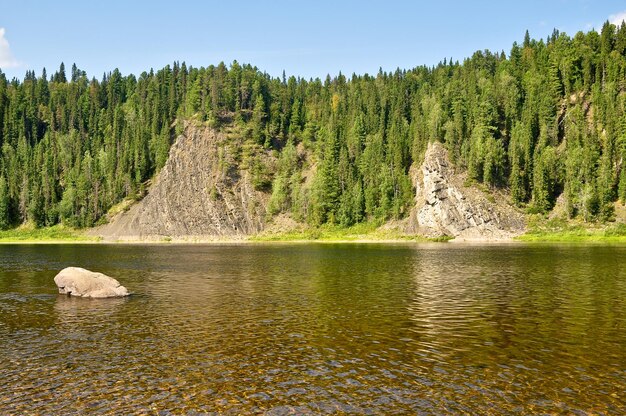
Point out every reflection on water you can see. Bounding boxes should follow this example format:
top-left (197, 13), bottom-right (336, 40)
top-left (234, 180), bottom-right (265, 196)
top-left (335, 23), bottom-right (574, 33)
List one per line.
top-left (0, 243), bottom-right (624, 414)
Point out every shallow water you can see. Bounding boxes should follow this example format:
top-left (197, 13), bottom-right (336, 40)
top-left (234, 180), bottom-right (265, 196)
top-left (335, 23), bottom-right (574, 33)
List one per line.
top-left (0, 243), bottom-right (624, 414)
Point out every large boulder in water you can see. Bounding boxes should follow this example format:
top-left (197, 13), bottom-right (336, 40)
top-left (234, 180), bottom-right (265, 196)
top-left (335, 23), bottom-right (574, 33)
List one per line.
top-left (54, 267), bottom-right (129, 298)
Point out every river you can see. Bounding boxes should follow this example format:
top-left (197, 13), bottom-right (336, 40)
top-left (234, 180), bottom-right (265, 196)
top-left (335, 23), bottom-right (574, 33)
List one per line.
top-left (0, 243), bottom-right (624, 414)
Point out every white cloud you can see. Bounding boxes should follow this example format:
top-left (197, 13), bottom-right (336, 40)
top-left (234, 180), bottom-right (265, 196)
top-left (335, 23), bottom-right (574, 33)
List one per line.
top-left (0, 27), bottom-right (20, 69)
top-left (609, 10), bottom-right (626, 26)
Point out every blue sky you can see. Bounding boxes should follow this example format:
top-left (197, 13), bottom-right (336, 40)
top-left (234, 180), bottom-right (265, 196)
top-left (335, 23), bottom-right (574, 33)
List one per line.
top-left (1, 0), bottom-right (625, 80)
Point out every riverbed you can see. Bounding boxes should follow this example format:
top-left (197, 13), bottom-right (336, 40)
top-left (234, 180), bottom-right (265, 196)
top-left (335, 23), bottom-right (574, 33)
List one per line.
top-left (0, 243), bottom-right (624, 413)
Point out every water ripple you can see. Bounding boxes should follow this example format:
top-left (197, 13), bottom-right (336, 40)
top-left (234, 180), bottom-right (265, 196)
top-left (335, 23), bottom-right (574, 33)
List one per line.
top-left (0, 243), bottom-right (624, 414)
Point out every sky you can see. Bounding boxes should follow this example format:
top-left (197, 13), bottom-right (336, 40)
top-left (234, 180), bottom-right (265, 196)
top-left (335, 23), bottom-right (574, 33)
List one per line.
top-left (1, 0), bottom-right (626, 81)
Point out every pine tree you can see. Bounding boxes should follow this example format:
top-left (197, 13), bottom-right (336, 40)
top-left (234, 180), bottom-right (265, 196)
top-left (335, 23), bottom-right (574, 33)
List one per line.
top-left (0, 176), bottom-right (10, 229)
top-left (0, 27), bottom-right (624, 231)
top-left (155, 127), bottom-right (170, 172)
top-left (252, 93), bottom-right (266, 145)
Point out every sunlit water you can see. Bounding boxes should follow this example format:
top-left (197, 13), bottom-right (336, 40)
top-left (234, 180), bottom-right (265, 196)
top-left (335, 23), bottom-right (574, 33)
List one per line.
top-left (0, 243), bottom-right (624, 414)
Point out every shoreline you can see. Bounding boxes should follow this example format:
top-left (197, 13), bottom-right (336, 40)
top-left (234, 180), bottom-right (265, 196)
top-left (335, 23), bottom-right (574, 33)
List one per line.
top-left (2, 234), bottom-right (626, 245)
top-left (3, 221), bottom-right (626, 244)
top-left (2, 238), bottom-right (625, 244)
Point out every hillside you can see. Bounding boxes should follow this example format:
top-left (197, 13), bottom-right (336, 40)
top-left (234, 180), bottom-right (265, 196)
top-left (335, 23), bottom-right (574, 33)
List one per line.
top-left (92, 124), bottom-right (271, 240)
top-left (91, 123), bottom-right (524, 241)
top-left (0, 25), bottom-right (626, 236)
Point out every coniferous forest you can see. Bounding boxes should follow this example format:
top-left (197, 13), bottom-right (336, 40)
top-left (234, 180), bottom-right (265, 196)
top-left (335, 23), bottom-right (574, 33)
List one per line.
top-left (1, 25), bottom-right (626, 230)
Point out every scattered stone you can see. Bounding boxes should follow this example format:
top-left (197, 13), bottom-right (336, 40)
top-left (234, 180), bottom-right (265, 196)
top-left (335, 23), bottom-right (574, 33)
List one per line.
top-left (54, 267), bottom-right (129, 298)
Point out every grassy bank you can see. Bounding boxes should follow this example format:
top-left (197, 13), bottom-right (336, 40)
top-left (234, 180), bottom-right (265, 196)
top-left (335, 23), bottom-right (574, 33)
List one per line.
top-left (0, 225), bottom-right (96, 243)
top-left (4, 219), bottom-right (626, 244)
top-left (517, 217), bottom-right (626, 243)
top-left (250, 222), bottom-right (451, 243)
top-left (0, 222), bottom-right (449, 244)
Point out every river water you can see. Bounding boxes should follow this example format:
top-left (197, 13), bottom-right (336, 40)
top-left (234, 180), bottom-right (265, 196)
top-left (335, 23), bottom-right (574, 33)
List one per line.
top-left (0, 243), bottom-right (624, 414)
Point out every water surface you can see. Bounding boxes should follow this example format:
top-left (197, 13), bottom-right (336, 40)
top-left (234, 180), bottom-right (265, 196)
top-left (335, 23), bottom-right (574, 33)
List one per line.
top-left (0, 243), bottom-right (624, 414)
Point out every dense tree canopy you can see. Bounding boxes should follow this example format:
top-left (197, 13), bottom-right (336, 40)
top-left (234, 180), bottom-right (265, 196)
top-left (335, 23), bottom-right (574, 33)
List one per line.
top-left (1, 25), bottom-right (626, 229)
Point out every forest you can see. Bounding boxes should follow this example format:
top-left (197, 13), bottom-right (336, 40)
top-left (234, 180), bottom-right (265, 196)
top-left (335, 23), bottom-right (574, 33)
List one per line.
top-left (0, 24), bottom-right (625, 229)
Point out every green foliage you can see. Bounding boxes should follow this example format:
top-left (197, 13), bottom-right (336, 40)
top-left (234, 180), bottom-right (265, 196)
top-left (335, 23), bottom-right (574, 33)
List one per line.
top-left (268, 140), bottom-right (299, 214)
top-left (154, 127), bottom-right (170, 172)
top-left (531, 146), bottom-right (560, 212)
top-left (519, 216), bottom-right (626, 242)
top-left (0, 26), bottom-right (626, 232)
top-left (0, 176), bottom-right (9, 229)
top-left (249, 156), bottom-right (272, 192)
top-left (251, 221), bottom-right (450, 242)
top-left (0, 224), bottom-right (94, 242)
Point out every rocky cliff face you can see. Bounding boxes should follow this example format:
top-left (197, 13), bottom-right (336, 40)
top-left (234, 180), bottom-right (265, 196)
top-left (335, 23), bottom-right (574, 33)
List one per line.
top-left (94, 127), bottom-right (524, 241)
top-left (405, 142), bottom-right (525, 240)
top-left (92, 125), bottom-right (270, 240)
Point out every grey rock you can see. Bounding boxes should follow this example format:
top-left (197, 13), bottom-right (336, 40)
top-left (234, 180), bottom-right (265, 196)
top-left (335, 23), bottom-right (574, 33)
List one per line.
top-left (54, 267), bottom-right (129, 298)
top-left (406, 141), bottom-right (525, 240)
top-left (91, 124), bottom-right (270, 240)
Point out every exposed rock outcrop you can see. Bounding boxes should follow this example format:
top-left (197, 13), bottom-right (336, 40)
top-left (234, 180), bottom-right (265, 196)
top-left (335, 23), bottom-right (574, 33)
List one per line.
top-left (405, 142), bottom-right (525, 240)
top-left (91, 124), bottom-right (270, 240)
top-left (54, 267), bottom-right (129, 298)
top-left (93, 125), bottom-right (523, 241)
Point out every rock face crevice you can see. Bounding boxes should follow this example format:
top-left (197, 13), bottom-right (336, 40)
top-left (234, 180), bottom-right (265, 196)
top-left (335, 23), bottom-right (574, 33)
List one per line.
top-left (93, 125), bottom-right (269, 240)
top-left (406, 141), bottom-right (525, 240)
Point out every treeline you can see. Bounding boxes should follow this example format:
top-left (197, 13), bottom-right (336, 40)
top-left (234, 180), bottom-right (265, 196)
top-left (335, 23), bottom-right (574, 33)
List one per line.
top-left (1, 24), bottom-right (626, 229)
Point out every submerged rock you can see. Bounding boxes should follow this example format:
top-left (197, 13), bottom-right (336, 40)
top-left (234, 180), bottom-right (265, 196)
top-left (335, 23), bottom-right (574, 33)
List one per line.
top-left (54, 267), bottom-right (129, 298)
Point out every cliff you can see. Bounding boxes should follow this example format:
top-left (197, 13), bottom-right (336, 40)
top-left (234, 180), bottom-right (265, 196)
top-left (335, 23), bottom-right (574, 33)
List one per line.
top-left (405, 141), bottom-right (525, 240)
top-left (92, 124), bottom-right (270, 240)
top-left (92, 126), bottom-right (525, 241)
